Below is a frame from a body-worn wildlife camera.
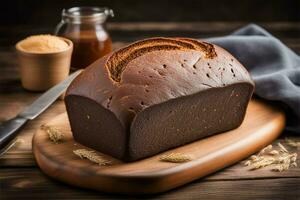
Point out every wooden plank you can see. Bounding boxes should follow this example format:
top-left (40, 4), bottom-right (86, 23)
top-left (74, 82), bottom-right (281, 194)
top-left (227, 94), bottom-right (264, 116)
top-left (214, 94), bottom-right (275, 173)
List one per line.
top-left (1, 22), bottom-right (300, 45)
top-left (2, 22), bottom-right (300, 36)
top-left (107, 22), bottom-right (300, 40)
top-left (0, 168), bottom-right (299, 199)
top-left (107, 22), bottom-right (300, 31)
top-left (0, 100), bottom-right (66, 167)
top-left (208, 159), bottom-right (300, 180)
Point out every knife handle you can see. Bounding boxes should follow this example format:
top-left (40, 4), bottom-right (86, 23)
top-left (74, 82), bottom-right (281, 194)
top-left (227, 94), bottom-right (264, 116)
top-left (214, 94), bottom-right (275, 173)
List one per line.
top-left (0, 116), bottom-right (27, 150)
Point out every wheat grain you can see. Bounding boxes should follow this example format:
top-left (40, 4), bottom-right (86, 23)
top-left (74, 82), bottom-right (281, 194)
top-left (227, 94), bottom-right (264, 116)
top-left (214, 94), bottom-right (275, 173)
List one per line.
top-left (159, 153), bottom-right (193, 163)
top-left (41, 125), bottom-right (64, 144)
top-left (258, 144), bottom-right (272, 156)
top-left (73, 149), bottom-right (112, 166)
top-left (268, 150), bottom-right (279, 155)
top-left (278, 142), bottom-right (288, 153)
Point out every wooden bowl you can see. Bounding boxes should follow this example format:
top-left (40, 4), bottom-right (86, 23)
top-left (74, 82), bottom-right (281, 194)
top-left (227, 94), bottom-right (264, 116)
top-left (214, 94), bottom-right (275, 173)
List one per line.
top-left (16, 37), bottom-right (73, 91)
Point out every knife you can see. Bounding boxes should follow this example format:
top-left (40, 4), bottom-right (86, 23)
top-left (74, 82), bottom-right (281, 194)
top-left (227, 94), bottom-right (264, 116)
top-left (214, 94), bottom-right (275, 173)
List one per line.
top-left (0, 70), bottom-right (82, 153)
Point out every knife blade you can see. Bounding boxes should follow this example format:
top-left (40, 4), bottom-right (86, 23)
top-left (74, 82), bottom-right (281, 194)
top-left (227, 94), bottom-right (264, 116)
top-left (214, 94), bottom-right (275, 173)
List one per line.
top-left (19, 70), bottom-right (82, 119)
top-left (0, 70), bottom-right (82, 152)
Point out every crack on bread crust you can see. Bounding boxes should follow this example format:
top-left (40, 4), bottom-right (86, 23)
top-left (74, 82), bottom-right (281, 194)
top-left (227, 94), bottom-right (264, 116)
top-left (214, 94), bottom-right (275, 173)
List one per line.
top-left (177, 38), bottom-right (217, 59)
top-left (108, 45), bottom-right (182, 82)
top-left (106, 37), bottom-right (217, 82)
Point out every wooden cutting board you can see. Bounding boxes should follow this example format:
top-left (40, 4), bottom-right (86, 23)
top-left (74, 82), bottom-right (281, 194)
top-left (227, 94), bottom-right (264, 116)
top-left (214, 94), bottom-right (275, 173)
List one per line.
top-left (32, 99), bottom-right (285, 194)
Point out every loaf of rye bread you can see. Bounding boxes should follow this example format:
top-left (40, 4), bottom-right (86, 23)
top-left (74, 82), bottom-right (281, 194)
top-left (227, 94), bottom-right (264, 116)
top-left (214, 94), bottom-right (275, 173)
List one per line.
top-left (65, 37), bottom-right (254, 161)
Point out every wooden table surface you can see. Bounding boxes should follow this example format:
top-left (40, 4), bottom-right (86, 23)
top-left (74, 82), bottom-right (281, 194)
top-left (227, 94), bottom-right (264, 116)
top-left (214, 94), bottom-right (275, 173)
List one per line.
top-left (0, 22), bottom-right (300, 200)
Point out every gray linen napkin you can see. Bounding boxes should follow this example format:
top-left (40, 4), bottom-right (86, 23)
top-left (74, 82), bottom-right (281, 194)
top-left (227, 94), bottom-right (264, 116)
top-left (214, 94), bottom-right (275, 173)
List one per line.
top-left (207, 24), bottom-right (300, 133)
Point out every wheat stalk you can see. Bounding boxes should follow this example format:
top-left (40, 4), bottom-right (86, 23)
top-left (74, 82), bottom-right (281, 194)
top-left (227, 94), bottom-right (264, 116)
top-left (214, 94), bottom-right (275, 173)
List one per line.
top-left (73, 149), bottom-right (112, 166)
top-left (159, 153), bottom-right (193, 163)
top-left (243, 143), bottom-right (298, 172)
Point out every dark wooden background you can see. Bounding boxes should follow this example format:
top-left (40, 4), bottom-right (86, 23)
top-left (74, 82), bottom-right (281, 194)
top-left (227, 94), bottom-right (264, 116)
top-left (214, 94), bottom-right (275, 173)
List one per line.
top-left (2, 0), bottom-right (300, 24)
top-left (1, 0), bottom-right (300, 46)
top-left (0, 0), bottom-right (300, 25)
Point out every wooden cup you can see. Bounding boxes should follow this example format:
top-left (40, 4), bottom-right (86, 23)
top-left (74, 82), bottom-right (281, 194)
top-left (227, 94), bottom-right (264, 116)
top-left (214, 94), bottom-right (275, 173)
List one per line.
top-left (16, 37), bottom-right (73, 91)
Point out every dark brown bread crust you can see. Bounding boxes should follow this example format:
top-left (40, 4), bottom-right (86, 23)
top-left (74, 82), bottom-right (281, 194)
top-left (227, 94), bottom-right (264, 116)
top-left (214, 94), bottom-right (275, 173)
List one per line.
top-left (65, 37), bottom-right (254, 161)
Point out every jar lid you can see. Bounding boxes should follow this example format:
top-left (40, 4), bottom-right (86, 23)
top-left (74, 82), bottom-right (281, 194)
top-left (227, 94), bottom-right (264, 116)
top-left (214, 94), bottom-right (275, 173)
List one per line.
top-left (62, 7), bottom-right (114, 24)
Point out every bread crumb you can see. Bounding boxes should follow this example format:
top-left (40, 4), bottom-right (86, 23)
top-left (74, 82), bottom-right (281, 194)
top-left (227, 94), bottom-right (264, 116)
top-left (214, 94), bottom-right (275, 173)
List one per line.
top-left (73, 149), bottom-right (112, 166)
top-left (159, 153), bottom-right (193, 163)
top-left (41, 125), bottom-right (64, 144)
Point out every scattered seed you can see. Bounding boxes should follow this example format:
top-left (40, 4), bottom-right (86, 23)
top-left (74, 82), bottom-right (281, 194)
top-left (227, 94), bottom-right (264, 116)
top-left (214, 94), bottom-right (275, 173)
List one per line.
top-left (244, 160), bottom-right (252, 166)
top-left (269, 150), bottom-right (279, 155)
top-left (278, 142), bottom-right (288, 153)
top-left (258, 144), bottom-right (272, 156)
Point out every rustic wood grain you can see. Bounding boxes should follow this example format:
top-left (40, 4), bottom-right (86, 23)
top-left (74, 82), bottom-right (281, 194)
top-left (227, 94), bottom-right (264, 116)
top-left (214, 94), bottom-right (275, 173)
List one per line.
top-left (2, 22), bottom-right (300, 49)
top-left (0, 100), bottom-right (66, 167)
top-left (1, 168), bottom-right (299, 200)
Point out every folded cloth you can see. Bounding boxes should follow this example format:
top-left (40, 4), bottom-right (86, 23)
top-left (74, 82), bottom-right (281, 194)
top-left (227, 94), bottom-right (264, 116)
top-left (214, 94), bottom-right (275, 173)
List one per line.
top-left (207, 24), bottom-right (300, 133)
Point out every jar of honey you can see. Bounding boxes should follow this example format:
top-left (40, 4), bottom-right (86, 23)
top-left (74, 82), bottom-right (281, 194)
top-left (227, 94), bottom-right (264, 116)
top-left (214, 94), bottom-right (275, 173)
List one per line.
top-left (55, 7), bottom-right (113, 69)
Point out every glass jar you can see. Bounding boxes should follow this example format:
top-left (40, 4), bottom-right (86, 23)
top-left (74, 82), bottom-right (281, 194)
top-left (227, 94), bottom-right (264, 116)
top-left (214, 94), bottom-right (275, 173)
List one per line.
top-left (55, 7), bottom-right (113, 69)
